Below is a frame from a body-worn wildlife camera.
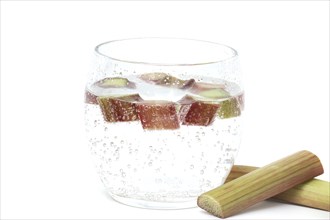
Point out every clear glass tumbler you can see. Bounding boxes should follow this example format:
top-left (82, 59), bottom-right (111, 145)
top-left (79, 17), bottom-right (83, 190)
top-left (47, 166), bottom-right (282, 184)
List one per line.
top-left (84, 38), bottom-right (244, 209)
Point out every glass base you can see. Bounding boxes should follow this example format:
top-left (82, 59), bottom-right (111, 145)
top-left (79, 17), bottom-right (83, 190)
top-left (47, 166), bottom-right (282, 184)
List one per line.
top-left (109, 193), bottom-right (198, 209)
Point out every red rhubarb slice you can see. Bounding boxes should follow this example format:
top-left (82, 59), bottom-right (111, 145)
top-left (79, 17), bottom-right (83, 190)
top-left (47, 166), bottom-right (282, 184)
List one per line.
top-left (95, 77), bottom-right (136, 89)
top-left (140, 72), bottom-right (195, 89)
top-left (179, 82), bottom-right (230, 126)
top-left (85, 89), bottom-right (98, 104)
top-left (136, 101), bottom-right (180, 130)
top-left (177, 95), bottom-right (195, 122)
top-left (181, 97), bottom-right (220, 126)
top-left (97, 94), bottom-right (142, 122)
top-left (237, 93), bottom-right (245, 111)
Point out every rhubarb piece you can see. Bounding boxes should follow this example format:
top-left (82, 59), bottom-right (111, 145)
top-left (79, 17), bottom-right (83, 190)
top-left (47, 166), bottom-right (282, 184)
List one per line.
top-left (198, 89), bottom-right (230, 99)
top-left (177, 96), bottom-right (195, 122)
top-left (237, 93), bottom-right (245, 111)
top-left (95, 77), bottom-right (136, 88)
top-left (190, 82), bottom-right (230, 99)
top-left (178, 95), bottom-right (220, 126)
top-left (218, 97), bottom-right (241, 119)
top-left (180, 79), bottom-right (196, 89)
top-left (136, 101), bottom-right (180, 130)
top-left (85, 89), bottom-right (98, 104)
top-left (226, 165), bottom-right (330, 211)
top-left (181, 98), bottom-right (220, 126)
top-left (97, 94), bottom-right (142, 122)
top-left (192, 82), bottom-right (226, 90)
top-left (140, 72), bottom-right (195, 89)
top-left (139, 72), bottom-right (168, 82)
top-left (197, 151), bottom-right (324, 218)
top-left (177, 95), bottom-right (196, 105)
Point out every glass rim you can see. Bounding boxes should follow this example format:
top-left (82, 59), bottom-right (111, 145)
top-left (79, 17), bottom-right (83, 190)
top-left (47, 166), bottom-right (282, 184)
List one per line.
top-left (94, 37), bottom-right (238, 66)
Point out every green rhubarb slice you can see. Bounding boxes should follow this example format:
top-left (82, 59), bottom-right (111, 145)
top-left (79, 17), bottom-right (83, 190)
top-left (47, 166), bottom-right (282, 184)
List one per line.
top-left (198, 88), bottom-right (230, 99)
top-left (218, 97), bottom-right (241, 119)
top-left (140, 72), bottom-right (195, 89)
top-left (95, 77), bottom-right (136, 88)
top-left (97, 94), bottom-right (142, 122)
top-left (136, 101), bottom-right (180, 130)
top-left (139, 72), bottom-right (168, 82)
top-left (190, 82), bottom-right (230, 100)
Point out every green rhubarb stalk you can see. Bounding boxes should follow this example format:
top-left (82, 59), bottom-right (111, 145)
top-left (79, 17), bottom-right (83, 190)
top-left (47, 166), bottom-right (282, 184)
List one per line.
top-left (197, 151), bottom-right (324, 218)
top-left (226, 165), bottom-right (330, 211)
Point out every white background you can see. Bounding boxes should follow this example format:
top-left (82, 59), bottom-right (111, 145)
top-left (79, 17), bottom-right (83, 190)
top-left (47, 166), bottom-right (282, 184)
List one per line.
top-left (1, 1), bottom-right (329, 219)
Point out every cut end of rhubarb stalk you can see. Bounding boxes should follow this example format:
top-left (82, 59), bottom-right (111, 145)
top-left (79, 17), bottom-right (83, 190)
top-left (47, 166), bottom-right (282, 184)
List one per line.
top-left (136, 101), bottom-right (180, 130)
top-left (97, 94), bottom-right (142, 122)
top-left (140, 72), bottom-right (195, 89)
top-left (95, 77), bottom-right (136, 88)
top-left (197, 195), bottom-right (224, 218)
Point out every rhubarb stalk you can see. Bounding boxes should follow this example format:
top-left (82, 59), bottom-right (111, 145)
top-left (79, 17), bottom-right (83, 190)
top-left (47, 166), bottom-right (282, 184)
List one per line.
top-left (197, 150), bottom-right (324, 218)
top-left (226, 165), bottom-right (330, 211)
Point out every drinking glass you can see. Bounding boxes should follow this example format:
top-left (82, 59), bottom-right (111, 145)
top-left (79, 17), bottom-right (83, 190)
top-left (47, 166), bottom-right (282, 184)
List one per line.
top-left (84, 38), bottom-right (244, 209)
